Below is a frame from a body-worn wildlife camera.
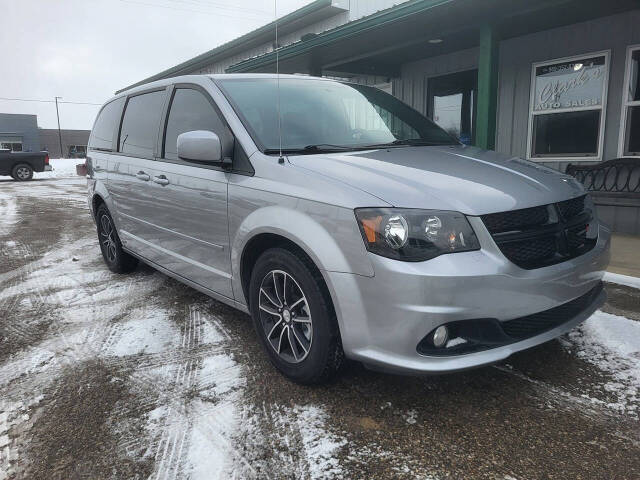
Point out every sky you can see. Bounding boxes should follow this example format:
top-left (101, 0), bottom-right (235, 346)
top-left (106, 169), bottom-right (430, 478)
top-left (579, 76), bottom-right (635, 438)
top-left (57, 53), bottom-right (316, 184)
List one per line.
top-left (0, 0), bottom-right (313, 130)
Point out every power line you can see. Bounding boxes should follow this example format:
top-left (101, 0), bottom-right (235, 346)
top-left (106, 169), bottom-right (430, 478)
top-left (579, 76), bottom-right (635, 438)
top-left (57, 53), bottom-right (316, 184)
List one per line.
top-left (0, 97), bottom-right (102, 106)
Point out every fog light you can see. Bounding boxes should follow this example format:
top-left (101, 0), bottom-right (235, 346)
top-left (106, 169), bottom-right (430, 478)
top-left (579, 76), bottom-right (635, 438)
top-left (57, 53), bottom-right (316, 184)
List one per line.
top-left (432, 325), bottom-right (448, 348)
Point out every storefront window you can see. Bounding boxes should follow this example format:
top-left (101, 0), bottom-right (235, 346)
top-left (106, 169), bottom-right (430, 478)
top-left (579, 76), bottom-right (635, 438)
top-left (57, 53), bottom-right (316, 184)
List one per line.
top-left (0, 140), bottom-right (23, 152)
top-left (528, 52), bottom-right (609, 160)
top-left (620, 47), bottom-right (640, 156)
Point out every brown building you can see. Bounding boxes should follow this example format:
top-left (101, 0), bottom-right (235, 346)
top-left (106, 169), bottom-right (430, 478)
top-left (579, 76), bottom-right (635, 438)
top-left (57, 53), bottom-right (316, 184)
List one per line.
top-left (39, 128), bottom-right (90, 158)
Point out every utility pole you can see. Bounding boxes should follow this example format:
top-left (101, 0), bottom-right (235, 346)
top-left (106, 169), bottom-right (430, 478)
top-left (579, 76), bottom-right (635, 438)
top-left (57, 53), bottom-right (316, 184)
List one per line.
top-left (54, 96), bottom-right (64, 158)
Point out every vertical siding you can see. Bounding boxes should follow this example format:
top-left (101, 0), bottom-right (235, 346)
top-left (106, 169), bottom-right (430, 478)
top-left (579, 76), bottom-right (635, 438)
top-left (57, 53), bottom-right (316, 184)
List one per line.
top-left (496, 10), bottom-right (640, 163)
top-left (0, 114), bottom-right (40, 152)
top-left (346, 0), bottom-right (410, 20)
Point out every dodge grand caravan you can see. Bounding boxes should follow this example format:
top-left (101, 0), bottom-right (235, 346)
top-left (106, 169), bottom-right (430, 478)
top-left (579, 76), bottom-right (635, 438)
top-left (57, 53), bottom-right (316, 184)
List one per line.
top-left (86, 74), bottom-right (610, 384)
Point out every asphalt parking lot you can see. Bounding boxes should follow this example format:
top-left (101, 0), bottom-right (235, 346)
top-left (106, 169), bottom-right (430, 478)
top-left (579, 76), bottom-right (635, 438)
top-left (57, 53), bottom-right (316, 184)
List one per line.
top-left (1, 174), bottom-right (639, 480)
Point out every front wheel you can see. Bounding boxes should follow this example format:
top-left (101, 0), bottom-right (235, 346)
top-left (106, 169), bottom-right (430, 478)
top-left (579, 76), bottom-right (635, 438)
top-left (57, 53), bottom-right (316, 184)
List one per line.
top-left (249, 248), bottom-right (344, 384)
top-left (96, 204), bottom-right (138, 274)
top-left (11, 164), bottom-right (33, 181)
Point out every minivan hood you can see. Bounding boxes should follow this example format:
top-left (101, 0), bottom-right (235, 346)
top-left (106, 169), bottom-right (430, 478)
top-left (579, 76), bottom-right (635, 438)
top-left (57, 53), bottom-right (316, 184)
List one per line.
top-left (289, 145), bottom-right (585, 215)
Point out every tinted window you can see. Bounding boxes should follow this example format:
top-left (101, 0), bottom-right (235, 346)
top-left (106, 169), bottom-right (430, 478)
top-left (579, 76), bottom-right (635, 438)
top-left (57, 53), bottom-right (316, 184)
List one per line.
top-left (624, 106), bottom-right (640, 155)
top-left (532, 110), bottom-right (600, 157)
top-left (629, 50), bottom-right (640, 102)
top-left (119, 90), bottom-right (166, 157)
top-left (89, 97), bottom-right (125, 151)
top-left (164, 88), bottom-right (231, 160)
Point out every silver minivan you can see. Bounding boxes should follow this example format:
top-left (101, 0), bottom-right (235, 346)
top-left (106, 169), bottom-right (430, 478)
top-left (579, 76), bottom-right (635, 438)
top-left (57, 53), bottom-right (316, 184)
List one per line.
top-left (87, 74), bottom-right (610, 384)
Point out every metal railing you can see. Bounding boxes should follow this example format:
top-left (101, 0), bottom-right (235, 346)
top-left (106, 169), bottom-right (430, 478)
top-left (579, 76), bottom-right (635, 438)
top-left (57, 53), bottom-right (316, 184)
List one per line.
top-left (566, 158), bottom-right (640, 196)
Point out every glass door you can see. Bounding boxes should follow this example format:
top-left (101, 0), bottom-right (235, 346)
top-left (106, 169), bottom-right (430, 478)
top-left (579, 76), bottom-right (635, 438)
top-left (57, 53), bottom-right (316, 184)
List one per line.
top-left (427, 69), bottom-right (477, 145)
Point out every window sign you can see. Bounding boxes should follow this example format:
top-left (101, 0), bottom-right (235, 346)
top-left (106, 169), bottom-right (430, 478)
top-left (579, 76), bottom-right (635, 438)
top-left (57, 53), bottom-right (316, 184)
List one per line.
top-left (533, 56), bottom-right (606, 112)
top-left (528, 51), bottom-right (609, 160)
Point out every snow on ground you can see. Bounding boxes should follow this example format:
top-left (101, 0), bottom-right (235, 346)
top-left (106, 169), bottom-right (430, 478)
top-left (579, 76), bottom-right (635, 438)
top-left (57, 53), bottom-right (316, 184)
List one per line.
top-left (38, 158), bottom-right (82, 179)
top-left (2, 176), bottom-right (640, 478)
top-left (293, 404), bottom-right (346, 480)
top-left (565, 310), bottom-right (640, 415)
top-left (100, 306), bottom-right (180, 357)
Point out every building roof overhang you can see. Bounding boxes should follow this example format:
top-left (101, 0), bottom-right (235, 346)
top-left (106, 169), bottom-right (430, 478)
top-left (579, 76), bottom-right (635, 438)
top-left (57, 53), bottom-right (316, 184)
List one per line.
top-left (226, 0), bottom-right (640, 78)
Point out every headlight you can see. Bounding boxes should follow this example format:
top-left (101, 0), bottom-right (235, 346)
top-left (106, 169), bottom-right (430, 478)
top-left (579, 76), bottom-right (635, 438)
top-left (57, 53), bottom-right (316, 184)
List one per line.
top-left (355, 208), bottom-right (480, 261)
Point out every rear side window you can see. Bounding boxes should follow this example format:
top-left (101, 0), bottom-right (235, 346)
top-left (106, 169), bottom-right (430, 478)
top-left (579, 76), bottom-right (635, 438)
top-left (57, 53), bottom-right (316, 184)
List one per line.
top-left (163, 88), bottom-right (232, 160)
top-left (119, 90), bottom-right (166, 157)
top-left (89, 97), bottom-right (125, 151)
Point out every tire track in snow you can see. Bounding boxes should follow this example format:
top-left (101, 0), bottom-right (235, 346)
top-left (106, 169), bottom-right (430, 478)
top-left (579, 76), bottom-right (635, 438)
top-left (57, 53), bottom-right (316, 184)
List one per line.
top-left (151, 305), bottom-right (211, 480)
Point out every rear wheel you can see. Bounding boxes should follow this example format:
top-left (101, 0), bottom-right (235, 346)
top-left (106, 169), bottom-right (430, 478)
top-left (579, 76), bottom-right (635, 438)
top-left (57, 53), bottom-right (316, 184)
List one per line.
top-left (96, 204), bottom-right (138, 274)
top-left (249, 248), bottom-right (344, 384)
top-left (11, 164), bottom-right (33, 181)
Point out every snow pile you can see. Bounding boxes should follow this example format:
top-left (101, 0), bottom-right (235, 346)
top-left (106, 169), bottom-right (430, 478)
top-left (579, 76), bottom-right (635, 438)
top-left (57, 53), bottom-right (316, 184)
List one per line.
top-left (38, 158), bottom-right (82, 179)
top-left (567, 310), bottom-right (640, 415)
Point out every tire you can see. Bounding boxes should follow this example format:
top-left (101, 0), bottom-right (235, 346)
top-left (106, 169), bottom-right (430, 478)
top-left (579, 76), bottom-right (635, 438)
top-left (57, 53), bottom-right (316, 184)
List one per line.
top-left (249, 247), bottom-right (344, 384)
top-left (96, 204), bottom-right (138, 274)
top-left (11, 163), bottom-right (33, 181)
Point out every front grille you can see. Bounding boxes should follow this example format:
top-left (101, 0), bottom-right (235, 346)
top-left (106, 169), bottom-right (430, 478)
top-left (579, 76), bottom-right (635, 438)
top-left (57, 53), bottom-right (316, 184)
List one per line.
top-left (499, 237), bottom-right (556, 265)
top-left (482, 205), bottom-right (549, 234)
top-left (481, 195), bottom-right (596, 269)
top-left (501, 282), bottom-right (603, 339)
top-left (557, 195), bottom-right (585, 219)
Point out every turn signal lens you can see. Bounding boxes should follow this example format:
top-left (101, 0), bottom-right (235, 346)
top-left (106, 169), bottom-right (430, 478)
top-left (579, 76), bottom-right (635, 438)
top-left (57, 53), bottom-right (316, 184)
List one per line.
top-left (361, 215), bottom-right (382, 243)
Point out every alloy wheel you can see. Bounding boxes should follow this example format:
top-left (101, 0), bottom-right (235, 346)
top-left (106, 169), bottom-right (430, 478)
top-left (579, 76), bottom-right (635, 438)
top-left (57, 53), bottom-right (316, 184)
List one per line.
top-left (258, 269), bottom-right (312, 363)
top-left (16, 167), bottom-right (31, 179)
top-left (100, 215), bottom-right (117, 263)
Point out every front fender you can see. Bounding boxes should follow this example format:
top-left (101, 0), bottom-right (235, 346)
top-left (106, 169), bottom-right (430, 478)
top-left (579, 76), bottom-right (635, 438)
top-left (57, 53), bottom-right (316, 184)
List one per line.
top-left (230, 204), bottom-right (374, 305)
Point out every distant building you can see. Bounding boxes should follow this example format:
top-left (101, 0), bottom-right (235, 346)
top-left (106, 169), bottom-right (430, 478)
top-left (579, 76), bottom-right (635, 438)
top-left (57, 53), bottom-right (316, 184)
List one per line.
top-left (39, 129), bottom-right (90, 158)
top-left (0, 113), bottom-right (39, 152)
top-left (0, 112), bottom-right (89, 158)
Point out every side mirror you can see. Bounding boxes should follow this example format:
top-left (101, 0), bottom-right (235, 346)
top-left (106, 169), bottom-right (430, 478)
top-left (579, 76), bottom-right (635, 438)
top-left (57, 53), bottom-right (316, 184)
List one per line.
top-left (177, 130), bottom-right (222, 163)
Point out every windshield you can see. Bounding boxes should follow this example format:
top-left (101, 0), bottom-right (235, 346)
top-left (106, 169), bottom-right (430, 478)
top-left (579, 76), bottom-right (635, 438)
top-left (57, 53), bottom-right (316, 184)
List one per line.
top-left (216, 77), bottom-right (458, 153)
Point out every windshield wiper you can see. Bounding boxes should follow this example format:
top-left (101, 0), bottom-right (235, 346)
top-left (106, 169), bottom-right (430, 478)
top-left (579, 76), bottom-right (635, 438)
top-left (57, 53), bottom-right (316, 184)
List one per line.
top-left (365, 138), bottom-right (458, 148)
top-left (264, 144), bottom-right (358, 155)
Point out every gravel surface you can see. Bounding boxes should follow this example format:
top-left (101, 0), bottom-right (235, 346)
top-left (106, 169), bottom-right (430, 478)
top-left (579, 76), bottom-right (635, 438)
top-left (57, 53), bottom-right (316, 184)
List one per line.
top-left (1, 175), bottom-right (639, 479)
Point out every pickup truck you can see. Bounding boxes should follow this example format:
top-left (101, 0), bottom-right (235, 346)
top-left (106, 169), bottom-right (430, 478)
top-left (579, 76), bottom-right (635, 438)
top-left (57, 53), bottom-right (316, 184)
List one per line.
top-left (0, 149), bottom-right (51, 181)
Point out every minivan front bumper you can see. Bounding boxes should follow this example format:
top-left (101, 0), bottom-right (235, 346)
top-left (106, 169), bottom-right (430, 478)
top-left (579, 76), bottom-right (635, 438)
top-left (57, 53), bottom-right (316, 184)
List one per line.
top-left (326, 220), bottom-right (611, 374)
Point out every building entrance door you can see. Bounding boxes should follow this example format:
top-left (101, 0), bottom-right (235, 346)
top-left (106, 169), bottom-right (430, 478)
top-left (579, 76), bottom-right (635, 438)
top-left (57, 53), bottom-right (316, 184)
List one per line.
top-left (427, 69), bottom-right (477, 145)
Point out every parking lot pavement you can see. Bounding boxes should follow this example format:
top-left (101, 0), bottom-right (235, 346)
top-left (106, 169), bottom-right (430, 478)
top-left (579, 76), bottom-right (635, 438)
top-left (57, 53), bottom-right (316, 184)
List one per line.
top-left (1, 176), bottom-right (639, 480)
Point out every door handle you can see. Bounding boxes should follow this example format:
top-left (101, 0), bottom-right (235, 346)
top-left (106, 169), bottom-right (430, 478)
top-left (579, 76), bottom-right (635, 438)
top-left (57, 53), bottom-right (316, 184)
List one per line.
top-left (153, 175), bottom-right (170, 186)
top-left (136, 171), bottom-right (150, 181)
